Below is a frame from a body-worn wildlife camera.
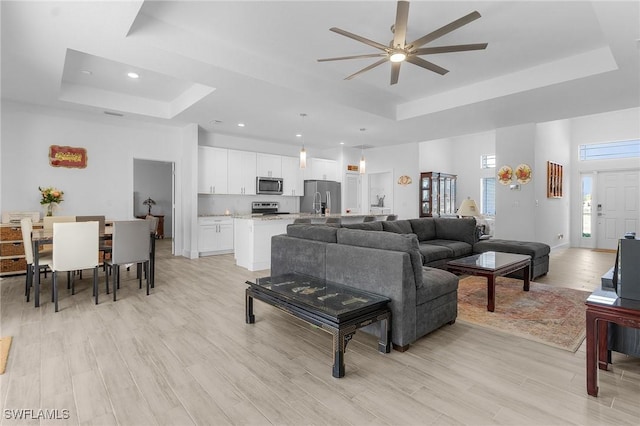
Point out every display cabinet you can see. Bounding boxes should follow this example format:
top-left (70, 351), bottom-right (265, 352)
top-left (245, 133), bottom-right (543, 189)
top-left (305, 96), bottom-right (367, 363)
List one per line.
top-left (419, 172), bottom-right (457, 217)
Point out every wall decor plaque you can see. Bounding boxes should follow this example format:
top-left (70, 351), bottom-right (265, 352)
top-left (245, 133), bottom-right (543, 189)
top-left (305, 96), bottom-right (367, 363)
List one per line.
top-left (547, 161), bottom-right (563, 198)
top-left (49, 145), bottom-right (87, 168)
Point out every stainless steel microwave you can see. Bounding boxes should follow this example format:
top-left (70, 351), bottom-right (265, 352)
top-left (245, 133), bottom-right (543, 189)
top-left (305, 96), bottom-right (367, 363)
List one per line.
top-left (256, 177), bottom-right (283, 195)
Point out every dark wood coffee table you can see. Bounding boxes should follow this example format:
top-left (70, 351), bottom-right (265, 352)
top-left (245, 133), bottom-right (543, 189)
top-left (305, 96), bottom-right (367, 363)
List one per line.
top-left (245, 273), bottom-right (391, 378)
top-left (447, 251), bottom-right (531, 312)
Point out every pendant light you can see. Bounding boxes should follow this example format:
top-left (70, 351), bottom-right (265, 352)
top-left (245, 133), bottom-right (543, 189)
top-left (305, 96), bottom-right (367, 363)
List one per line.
top-left (299, 113), bottom-right (307, 169)
top-left (359, 128), bottom-right (366, 174)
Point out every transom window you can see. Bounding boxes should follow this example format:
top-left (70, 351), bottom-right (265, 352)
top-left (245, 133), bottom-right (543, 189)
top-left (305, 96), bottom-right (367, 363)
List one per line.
top-left (481, 154), bottom-right (496, 169)
top-left (579, 139), bottom-right (640, 161)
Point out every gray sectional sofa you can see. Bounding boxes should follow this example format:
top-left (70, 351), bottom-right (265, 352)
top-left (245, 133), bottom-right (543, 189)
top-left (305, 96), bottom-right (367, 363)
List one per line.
top-left (271, 225), bottom-right (459, 350)
top-left (270, 217), bottom-right (551, 350)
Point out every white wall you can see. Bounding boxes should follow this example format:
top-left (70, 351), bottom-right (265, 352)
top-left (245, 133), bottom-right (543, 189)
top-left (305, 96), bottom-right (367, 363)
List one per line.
top-left (495, 124), bottom-right (537, 241)
top-left (449, 131), bottom-right (496, 210)
top-left (134, 159), bottom-right (173, 237)
top-left (361, 143), bottom-right (419, 219)
top-left (569, 107), bottom-right (640, 245)
top-left (534, 120), bottom-right (572, 249)
top-left (0, 101), bottom-right (191, 254)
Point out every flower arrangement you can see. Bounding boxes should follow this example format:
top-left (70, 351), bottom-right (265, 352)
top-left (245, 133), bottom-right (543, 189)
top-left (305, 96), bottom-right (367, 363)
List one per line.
top-left (39, 186), bottom-right (64, 205)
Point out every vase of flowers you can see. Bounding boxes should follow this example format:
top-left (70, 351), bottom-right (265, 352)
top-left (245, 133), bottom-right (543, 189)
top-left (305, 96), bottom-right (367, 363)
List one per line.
top-left (39, 186), bottom-right (64, 216)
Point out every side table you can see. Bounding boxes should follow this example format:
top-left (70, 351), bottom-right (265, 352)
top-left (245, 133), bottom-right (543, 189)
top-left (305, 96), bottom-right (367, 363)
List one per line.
top-left (585, 290), bottom-right (640, 397)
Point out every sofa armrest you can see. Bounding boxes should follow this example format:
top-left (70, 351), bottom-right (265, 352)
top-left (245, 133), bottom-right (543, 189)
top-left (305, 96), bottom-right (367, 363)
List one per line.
top-left (325, 244), bottom-right (417, 347)
top-left (271, 235), bottom-right (328, 279)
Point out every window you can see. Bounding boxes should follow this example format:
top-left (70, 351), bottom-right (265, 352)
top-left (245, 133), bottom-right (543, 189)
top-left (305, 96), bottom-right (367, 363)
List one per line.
top-left (481, 178), bottom-right (496, 216)
top-left (581, 175), bottom-right (593, 238)
top-left (579, 139), bottom-right (640, 161)
top-left (481, 154), bottom-right (496, 169)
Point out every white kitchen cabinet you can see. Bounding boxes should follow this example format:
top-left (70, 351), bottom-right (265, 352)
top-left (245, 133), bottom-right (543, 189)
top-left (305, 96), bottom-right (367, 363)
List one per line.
top-left (198, 146), bottom-right (228, 194)
top-left (198, 217), bottom-right (234, 255)
top-left (256, 153), bottom-right (282, 178)
top-left (281, 156), bottom-right (304, 196)
top-left (227, 150), bottom-right (256, 195)
top-left (306, 158), bottom-right (338, 181)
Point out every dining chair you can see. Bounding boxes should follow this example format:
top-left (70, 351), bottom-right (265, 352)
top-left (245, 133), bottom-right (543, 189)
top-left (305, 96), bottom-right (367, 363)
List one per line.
top-left (76, 215), bottom-right (110, 268)
top-left (145, 215), bottom-right (159, 238)
top-left (104, 220), bottom-right (151, 302)
top-left (386, 214), bottom-right (398, 221)
top-left (43, 215), bottom-right (76, 231)
top-left (21, 218), bottom-right (53, 303)
top-left (363, 216), bottom-right (376, 222)
top-left (293, 218), bottom-right (311, 224)
top-left (51, 221), bottom-right (99, 312)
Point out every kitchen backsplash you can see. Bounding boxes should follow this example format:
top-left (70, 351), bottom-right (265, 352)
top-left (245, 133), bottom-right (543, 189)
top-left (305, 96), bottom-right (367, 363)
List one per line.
top-left (198, 194), bottom-right (300, 216)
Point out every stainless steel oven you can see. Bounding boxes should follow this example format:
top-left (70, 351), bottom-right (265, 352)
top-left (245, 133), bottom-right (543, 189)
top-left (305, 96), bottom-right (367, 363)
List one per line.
top-left (256, 177), bottom-right (283, 195)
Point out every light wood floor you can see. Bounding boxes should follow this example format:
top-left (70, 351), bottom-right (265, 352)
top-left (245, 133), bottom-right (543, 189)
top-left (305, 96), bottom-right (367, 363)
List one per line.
top-left (1, 242), bottom-right (638, 425)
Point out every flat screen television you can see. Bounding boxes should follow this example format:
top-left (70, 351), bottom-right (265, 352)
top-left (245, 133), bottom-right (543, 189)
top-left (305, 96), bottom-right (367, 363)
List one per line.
top-left (613, 236), bottom-right (640, 301)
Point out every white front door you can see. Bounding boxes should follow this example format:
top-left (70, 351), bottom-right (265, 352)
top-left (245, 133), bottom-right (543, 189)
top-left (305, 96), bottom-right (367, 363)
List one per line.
top-left (596, 170), bottom-right (640, 250)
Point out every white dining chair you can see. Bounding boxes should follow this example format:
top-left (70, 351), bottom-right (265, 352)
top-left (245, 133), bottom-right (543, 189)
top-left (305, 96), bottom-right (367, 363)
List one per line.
top-left (21, 218), bottom-right (53, 303)
top-left (51, 221), bottom-right (99, 312)
top-left (104, 220), bottom-right (151, 302)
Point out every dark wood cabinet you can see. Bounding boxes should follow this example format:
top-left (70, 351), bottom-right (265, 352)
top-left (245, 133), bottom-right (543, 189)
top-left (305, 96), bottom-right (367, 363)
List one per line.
top-left (419, 172), bottom-right (457, 217)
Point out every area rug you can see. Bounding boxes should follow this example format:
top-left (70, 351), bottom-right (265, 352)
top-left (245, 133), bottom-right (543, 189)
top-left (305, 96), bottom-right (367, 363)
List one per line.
top-left (0, 336), bottom-right (12, 374)
top-left (457, 276), bottom-right (590, 352)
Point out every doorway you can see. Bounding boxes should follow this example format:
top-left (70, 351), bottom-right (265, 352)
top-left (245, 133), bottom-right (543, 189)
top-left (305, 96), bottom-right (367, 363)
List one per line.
top-left (368, 171), bottom-right (393, 214)
top-left (595, 170), bottom-right (639, 250)
top-left (344, 172), bottom-right (362, 213)
top-left (133, 159), bottom-right (175, 254)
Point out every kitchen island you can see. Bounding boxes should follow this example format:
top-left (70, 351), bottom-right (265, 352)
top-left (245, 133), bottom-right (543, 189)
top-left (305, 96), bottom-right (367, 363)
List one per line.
top-left (233, 213), bottom-right (388, 271)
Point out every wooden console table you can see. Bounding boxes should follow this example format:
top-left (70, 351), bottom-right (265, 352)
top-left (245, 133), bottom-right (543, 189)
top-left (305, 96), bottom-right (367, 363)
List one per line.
top-left (585, 290), bottom-right (640, 397)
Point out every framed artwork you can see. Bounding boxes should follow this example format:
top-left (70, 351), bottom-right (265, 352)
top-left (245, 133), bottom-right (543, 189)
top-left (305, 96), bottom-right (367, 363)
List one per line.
top-left (547, 161), bottom-right (563, 198)
top-left (49, 145), bottom-right (87, 168)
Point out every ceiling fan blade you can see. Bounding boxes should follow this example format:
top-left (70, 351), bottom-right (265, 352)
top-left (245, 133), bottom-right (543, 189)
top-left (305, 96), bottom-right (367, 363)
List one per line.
top-left (317, 53), bottom-right (387, 62)
top-left (344, 58), bottom-right (388, 80)
top-left (392, 1), bottom-right (410, 49)
top-left (409, 11), bottom-right (482, 49)
top-left (413, 43), bottom-right (488, 55)
top-left (330, 27), bottom-right (389, 51)
top-left (406, 56), bottom-right (449, 75)
top-left (390, 62), bottom-right (401, 85)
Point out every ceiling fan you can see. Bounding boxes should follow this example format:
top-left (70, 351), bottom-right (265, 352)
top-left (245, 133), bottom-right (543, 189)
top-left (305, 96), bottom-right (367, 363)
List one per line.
top-left (317, 1), bottom-right (487, 85)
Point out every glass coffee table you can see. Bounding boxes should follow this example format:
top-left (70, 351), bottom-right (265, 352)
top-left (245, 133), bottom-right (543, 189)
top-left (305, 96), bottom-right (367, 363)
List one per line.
top-left (245, 273), bottom-right (391, 378)
top-left (447, 251), bottom-right (531, 312)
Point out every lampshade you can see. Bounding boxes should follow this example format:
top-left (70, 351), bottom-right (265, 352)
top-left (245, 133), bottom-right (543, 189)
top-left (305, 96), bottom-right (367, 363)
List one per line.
top-left (457, 198), bottom-right (479, 217)
top-left (359, 155), bottom-right (366, 174)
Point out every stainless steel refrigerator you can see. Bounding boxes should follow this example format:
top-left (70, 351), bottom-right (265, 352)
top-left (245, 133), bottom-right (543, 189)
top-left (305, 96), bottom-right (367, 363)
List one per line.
top-left (300, 180), bottom-right (341, 214)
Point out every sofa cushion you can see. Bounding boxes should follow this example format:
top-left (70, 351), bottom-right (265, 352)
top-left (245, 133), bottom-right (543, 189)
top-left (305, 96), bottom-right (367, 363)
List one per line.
top-left (286, 224), bottom-right (338, 243)
top-left (418, 243), bottom-right (454, 264)
top-left (425, 240), bottom-right (473, 258)
top-left (337, 228), bottom-right (423, 288)
top-left (409, 218), bottom-right (436, 241)
top-left (382, 220), bottom-right (413, 234)
top-left (416, 267), bottom-right (459, 305)
top-left (342, 221), bottom-right (384, 231)
top-left (474, 239), bottom-right (550, 259)
top-left (434, 218), bottom-right (477, 246)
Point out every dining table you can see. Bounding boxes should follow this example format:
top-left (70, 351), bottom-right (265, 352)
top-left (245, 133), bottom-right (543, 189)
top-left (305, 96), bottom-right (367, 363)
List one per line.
top-left (31, 223), bottom-right (156, 307)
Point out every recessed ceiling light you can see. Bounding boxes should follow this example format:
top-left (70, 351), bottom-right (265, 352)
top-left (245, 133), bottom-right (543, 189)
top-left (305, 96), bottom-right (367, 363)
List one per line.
top-left (80, 70), bottom-right (92, 75)
top-left (210, 119), bottom-right (223, 124)
top-left (127, 72), bottom-right (139, 79)
top-left (339, 141), bottom-right (345, 145)
top-left (296, 134), bottom-right (302, 138)
top-left (237, 123), bottom-right (245, 127)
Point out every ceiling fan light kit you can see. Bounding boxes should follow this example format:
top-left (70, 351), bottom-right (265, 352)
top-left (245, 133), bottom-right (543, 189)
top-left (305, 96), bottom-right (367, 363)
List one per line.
top-left (318, 0), bottom-right (487, 85)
